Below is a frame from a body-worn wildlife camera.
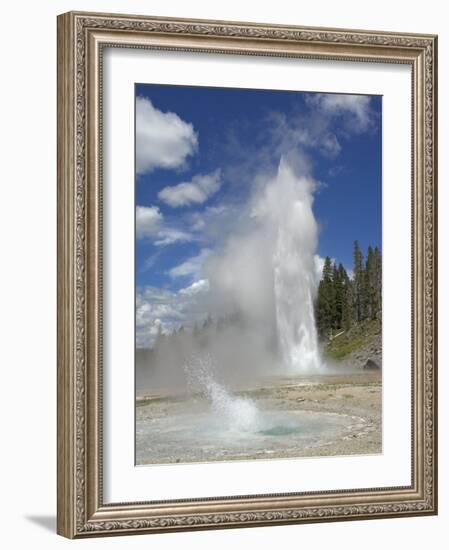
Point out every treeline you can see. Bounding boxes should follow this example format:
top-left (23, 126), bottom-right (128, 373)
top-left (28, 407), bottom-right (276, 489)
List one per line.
top-left (315, 241), bottom-right (382, 340)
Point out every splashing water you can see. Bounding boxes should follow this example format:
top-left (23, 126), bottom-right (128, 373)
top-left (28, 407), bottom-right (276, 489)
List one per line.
top-left (258, 157), bottom-right (322, 372)
top-left (184, 354), bottom-right (260, 433)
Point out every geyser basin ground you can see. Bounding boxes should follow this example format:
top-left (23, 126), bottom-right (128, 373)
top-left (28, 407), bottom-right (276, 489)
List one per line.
top-left (136, 371), bottom-right (382, 465)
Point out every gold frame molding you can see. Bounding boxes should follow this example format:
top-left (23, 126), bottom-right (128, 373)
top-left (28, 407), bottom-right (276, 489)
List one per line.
top-left (57, 11), bottom-right (438, 538)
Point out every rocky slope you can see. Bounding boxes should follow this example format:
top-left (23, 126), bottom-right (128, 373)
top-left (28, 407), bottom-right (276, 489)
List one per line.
top-left (324, 319), bottom-right (382, 369)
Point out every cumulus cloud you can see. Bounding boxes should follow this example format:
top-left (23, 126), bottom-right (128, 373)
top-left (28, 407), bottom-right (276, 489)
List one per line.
top-left (306, 93), bottom-right (374, 132)
top-left (136, 204), bottom-right (195, 245)
top-left (136, 97), bottom-right (198, 175)
top-left (158, 169), bottom-right (222, 208)
top-left (136, 205), bottom-right (163, 238)
top-left (168, 249), bottom-right (212, 280)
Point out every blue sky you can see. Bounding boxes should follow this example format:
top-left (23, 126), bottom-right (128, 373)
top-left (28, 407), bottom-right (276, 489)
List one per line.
top-left (135, 83), bottom-right (381, 346)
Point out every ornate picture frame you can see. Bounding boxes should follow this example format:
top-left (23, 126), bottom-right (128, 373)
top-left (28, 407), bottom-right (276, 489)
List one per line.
top-left (57, 11), bottom-right (437, 538)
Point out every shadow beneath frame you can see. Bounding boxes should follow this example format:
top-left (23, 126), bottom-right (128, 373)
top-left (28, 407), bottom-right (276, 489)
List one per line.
top-left (25, 515), bottom-right (56, 533)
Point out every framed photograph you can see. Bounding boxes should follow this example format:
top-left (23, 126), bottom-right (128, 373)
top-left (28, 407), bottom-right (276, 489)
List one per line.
top-left (57, 11), bottom-right (438, 538)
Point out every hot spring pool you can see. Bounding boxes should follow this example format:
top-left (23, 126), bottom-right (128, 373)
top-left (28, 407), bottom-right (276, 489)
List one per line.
top-left (136, 408), bottom-right (367, 465)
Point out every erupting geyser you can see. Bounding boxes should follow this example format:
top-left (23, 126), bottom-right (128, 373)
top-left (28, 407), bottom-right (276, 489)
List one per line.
top-left (255, 156), bottom-right (322, 372)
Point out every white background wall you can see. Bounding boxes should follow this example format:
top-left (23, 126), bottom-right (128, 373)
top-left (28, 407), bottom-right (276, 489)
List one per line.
top-left (0, 1), bottom-right (446, 548)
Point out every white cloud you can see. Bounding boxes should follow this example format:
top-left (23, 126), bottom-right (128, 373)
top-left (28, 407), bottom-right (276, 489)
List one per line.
top-left (153, 228), bottom-right (194, 247)
top-left (136, 284), bottom-right (210, 348)
top-left (136, 204), bottom-right (196, 245)
top-left (136, 97), bottom-right (198, 175)
top-left (158, 169), bottom-right (222, 208)
top-left (137, 201), bottom-right (238, 251)
top-left (136, 205), bottom-right (163, 238)
top-left (179, 278), bottom-right (210, 296)
top-left (168, 249), bottom-right (211, 280)
top-left (307, 93), bottom-right (373, 132)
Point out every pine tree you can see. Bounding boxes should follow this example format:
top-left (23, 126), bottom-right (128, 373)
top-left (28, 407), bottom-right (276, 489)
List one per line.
top-left (364, 246), bottom-right (375, 320)
top-left (315, 280), bottom-right (326, 339)
top-left (332, 262), bottom-right (343, 329)
top-left (373, 246), bottom-right (382, 320)
top-left (342, 276), bottom-right (353, 331)
top-left (337, 263), bottom-right (351, 330)
top-left (316, 256), bottom-right (335, 339)
top-left (353, 240), bottom-right (364, 322)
